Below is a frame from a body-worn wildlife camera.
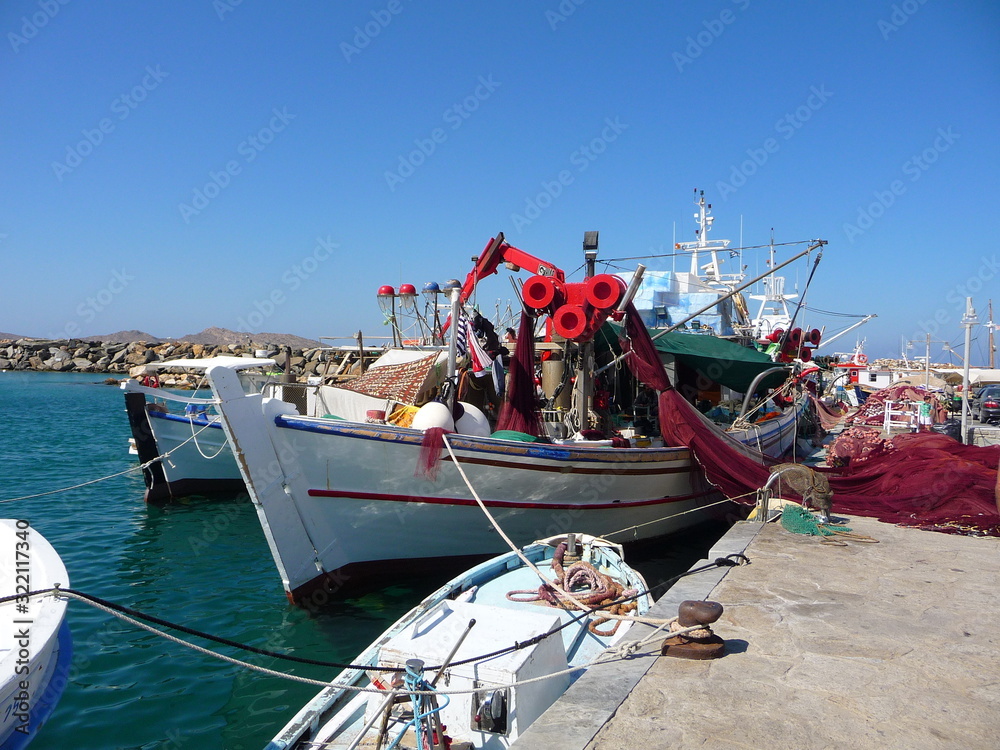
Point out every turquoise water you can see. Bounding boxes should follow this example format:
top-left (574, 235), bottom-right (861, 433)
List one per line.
top-left (0, 372), bottom-right (726, 749)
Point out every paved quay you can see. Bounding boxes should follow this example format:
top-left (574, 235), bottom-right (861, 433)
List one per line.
top-left (513, 517), bottom-right (1000, 750)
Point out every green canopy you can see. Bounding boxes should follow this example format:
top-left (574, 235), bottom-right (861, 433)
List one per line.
top-left (596, 323), bottom-right (787, 394)
top-left (649, 330), bottom-right (788, 393)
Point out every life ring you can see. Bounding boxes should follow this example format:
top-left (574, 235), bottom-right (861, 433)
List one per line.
top-left (856, 354), bottom-right (868, 365)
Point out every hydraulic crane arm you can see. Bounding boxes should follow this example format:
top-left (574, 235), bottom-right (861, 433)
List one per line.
top-left (458, 232), bottom-right (565, 304)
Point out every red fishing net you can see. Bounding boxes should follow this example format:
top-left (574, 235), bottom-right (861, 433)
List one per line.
top-left (808, 394), bottom-right (847, 431)
top-left (658, 388), bottom-right (1000, 536)
top-left (827, 426), bottom-right (892, 467)
top-left (846, 384), bottom-right (949, 427)
top-left (495, 312), bottom-right (544, 437)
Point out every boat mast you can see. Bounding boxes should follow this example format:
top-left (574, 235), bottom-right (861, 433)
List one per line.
top-left (574, 231), bottom-right (599, 431)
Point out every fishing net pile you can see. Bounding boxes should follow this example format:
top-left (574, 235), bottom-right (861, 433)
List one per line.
top-left (658, 389), bottom-right (1000, 535)
top-left (827, 426), bottom-right (892, 467)
top-left (845, 384), bottom-right (947, 427)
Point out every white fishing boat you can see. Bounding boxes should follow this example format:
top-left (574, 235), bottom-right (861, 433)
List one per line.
top-left (121, 356), bottom-right (276, 502)
top-left (266, 534), bottom-right (651, 750)
top-left (0, 520), bottom-right (72, 749)
top-left (205, 232), bottom-right (817, 604)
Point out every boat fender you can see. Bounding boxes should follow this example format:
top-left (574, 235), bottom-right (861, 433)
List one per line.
top-left (411, 401), bottom-right (455, 432)
top-left (262, 397), bottom-right (299, 419)
top-left (454, 401), bottom-right (491, 437)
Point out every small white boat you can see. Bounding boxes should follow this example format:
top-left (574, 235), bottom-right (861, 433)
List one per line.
top-left (266, 534), bottom-right (650, 750)
top-left (0, 520), bottom-right (72, 749)
top-left (121, 356), bottom-right (276, 502)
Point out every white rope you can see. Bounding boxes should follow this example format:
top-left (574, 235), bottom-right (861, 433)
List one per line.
top-left (187, 414), bottom-right (229, 460)
top-left (0, 420), bottom-right (217, 504)
top-left (440, 434), bottom-right (674, 627)
top-left (600, 496), bottom-right (736, 541)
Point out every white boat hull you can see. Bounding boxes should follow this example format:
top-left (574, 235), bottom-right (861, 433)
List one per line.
top-left (207, 366), bottom-right (789, 603)
top-left (0, 521), bottom-right (71, 749)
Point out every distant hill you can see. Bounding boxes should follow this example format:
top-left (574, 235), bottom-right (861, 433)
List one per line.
top-left (176, 327), bottom-right (322, 348)
top-left (87, 330), bottom-right (165, 344)
top-left (0, 327), bottom-right (321, 348)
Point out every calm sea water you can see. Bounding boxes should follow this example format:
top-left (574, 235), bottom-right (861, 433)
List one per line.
top-left (0, 371), bottom-right (728, 749)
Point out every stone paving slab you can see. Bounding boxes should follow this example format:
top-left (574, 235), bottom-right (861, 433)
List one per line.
top-left (585, 517), bottom-right (1000, 750)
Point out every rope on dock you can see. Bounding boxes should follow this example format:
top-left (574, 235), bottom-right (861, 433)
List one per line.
top-left (0, 420), bottom-right (218, 504)
top-left (3, 586), bottom-right (721, 696)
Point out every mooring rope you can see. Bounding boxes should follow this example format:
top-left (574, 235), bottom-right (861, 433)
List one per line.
top-left (0, 419), bottom-right (217, 504)
top-left (5, 587), bottom-right (720, 696)
top-left (440, 433), bottom-right (675, 627)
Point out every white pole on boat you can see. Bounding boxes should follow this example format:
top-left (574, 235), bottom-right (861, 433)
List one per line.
top-left (961, 297), bottom-right (978, 444)
top-left (619, 264), bottom-right (646, 312)
top-left (447, 287), bottom-right (461, 406)
top-left (430, 618), bottom-right (477, 688)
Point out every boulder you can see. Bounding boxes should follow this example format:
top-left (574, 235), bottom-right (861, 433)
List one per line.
top-left (0, 358), bottom-right (11, 370)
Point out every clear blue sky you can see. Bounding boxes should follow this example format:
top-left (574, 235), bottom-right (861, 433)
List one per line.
top-left (2, 1), bottom-right (998, 363)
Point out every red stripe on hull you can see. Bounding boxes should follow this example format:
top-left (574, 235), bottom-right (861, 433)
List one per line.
top-left (306, 487), bottom-right (715, 510)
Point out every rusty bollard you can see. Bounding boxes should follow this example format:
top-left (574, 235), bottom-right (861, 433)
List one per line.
top-left (661, 600), bottom-right (726, 660)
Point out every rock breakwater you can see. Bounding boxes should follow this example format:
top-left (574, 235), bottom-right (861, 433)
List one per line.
top-left (0, 339), bottom-right (330, 381)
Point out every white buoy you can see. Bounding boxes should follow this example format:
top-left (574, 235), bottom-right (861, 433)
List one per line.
top-left (454, 402), bottom-right (491, 437)
top-left (411, 401), bottom-right (455, 432)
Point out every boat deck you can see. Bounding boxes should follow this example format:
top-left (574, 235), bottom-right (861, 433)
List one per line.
top-left (512, 518), bottom-right (1000, 750)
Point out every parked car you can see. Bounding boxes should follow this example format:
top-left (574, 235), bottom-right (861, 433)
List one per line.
top-left (970, 385), bottom-right (1000, 424)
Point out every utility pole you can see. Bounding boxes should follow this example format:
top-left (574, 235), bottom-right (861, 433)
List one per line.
top-left (988, 299), bottom-right (996, 369)
top-left (961, 298), bottom-right (979, 444)
top-left (924, 332), bottom-right (930, 389)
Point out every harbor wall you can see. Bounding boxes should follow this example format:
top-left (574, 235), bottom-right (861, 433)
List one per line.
top-left (0, 339), bottom-right (325, 379)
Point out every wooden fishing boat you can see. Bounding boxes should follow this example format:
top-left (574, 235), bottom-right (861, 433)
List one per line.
top-left (266, 534), bottom-right (651, 750)
top-left (121, 356), bottom-right (276, 501)
top-left (205, 232), bottom-right (814, 603)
